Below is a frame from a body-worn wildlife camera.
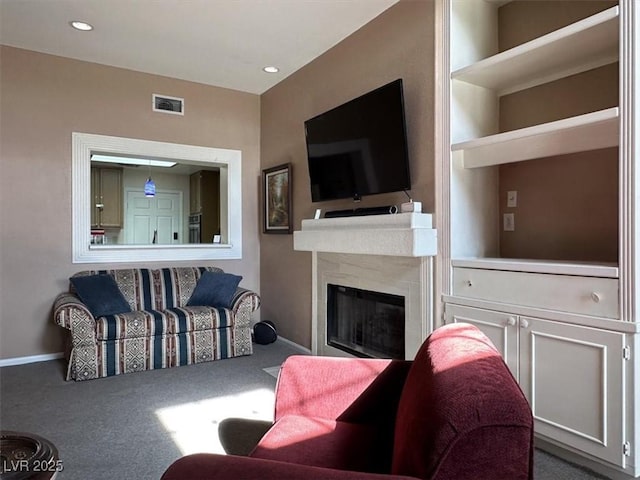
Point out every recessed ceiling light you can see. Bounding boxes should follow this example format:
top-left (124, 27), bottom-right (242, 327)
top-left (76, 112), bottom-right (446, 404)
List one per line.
top-left (263, 66), bottom-right (279, 73)
top-left (70, 21), bottom-right (93, 31)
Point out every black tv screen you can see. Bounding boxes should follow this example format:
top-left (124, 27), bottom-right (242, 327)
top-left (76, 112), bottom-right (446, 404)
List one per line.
top-left (304, 79), bottom-right (411, 203)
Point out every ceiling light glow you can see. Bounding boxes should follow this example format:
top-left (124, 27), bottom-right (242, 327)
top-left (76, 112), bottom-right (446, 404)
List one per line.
top-left (70, 21), bottom-right (93, 31)
top-left (263, 66), bottom-right (279, 73)
top-left (91, 154), bottom-right (176, 168)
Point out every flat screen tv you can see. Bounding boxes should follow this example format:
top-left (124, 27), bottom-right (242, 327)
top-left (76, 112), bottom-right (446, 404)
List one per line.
top-left (304, 78), bottom-right (411, 203)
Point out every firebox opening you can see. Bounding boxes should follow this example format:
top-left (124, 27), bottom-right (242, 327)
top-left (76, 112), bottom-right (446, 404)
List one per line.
top-left (327, 284), bottom-right (405, 359)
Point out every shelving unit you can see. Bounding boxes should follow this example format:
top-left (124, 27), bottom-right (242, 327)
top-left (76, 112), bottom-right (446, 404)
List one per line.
top-left (436, 1), bottom-right (640, 477)
top-left (446, 2), bottom-right (621, 271)
top-left (453, 107), bottom-right (618, 168)
top-left (451, 6), bottom-right (619, 95)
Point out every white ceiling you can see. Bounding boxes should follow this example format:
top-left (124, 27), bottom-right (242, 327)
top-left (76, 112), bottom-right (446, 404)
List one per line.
top-left (0, 0), bottom-right (399, 94)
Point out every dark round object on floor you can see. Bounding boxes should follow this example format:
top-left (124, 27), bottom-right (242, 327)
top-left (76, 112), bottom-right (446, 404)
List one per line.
top-left (254, 320), bottom-right (277, 345)
top-left (0, 431), bottom-right (59, 479)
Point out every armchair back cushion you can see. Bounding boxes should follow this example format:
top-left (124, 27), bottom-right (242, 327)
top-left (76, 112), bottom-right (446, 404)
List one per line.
top-left (391, 323), bottom-right (533, 479)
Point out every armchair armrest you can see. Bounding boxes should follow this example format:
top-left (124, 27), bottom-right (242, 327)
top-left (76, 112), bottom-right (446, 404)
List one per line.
top-left (230, 287), bottom-right (261, 326)
top-left (53, 292), bottom-right (97, 345)
top-left (161, 453), bottom-right (418, 480)
top-left (275, 355), bottom-right (412, 424)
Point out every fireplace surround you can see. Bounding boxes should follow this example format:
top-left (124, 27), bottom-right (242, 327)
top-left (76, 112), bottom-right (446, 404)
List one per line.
top-left (294, 212), bottom-right (437, 360)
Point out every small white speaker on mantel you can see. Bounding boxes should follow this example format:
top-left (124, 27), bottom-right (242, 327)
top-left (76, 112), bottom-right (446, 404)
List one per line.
top-left (400, 201), bottom-right (422, 213)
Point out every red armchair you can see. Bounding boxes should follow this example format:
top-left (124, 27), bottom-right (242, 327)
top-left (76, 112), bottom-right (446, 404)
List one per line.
top-left (162, 323), bottom-right (534, 479)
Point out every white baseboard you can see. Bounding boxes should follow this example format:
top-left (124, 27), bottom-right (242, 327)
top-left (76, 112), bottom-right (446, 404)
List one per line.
top-left (276, 336), bottom-right (311, 354)
top-left (0, 352), bottom-right (64, 367)
top-left (0, 339), bottom-right (308, 367)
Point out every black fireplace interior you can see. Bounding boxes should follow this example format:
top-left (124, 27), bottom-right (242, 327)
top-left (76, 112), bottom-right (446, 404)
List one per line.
top-left (327, 284), bottom-right (405, 359)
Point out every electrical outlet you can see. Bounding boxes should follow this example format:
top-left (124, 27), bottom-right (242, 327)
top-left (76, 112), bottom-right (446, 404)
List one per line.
top-left (507, 190), bottom-right (517, 208)
top-left (503, 213), bottom-right (515, 231)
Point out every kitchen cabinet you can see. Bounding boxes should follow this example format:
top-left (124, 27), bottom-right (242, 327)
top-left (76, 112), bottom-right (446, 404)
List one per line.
top-left (445, 304), bottom-right (626, 468)
top-left (190, 170), bottom-right (220, 243)
top-left (91, 166), bottom-right (122, 228)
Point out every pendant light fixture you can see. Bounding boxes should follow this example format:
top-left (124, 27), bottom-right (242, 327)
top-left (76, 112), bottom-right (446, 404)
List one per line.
top-left (144, 177), bottom-right (156, 197)
top-left (144, 160), bottom-right (156, 197)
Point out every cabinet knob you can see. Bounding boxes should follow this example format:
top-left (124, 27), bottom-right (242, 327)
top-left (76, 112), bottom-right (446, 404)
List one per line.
top-left (520, 318), bottom-right (529, 329)
top-left (506, 317), bottom-right (516, 327)
top-left (465, 280), bottom-right (472, 287)
top-left (591, 292), bottom-right (601, 303)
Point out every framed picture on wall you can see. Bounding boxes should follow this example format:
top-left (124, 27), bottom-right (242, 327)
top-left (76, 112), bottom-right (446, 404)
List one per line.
top-left (263, 163), bottom-right (292, 234)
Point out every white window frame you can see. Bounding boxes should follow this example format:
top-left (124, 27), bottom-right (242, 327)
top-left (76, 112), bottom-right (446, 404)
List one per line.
top-left (72, 132), bottom-right (242, 263)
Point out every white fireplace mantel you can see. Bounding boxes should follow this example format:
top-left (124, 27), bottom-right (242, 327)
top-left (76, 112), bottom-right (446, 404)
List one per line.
top-left (293, 212), bottom-right (437, 257)
top-left (294, 212), bottom-right (437, 359)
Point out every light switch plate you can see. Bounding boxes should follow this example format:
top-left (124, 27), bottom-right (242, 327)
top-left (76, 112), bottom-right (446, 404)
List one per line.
top-left (504, 213), bottom-right (515, 231)
top-left (507, 191), bottom-right (517, 208)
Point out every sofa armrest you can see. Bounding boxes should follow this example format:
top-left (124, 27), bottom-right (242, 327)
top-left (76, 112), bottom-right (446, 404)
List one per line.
top-left (53, 292), bottom-right (97, 345)
top-left (161, 453), bottom-right (418, 480)
top-left (230, 287), bottom-right (261, 326)
top-left (274, 355), bottom-right (412, 424)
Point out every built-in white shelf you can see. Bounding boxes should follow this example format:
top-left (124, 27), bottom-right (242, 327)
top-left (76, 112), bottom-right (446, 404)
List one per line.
top-left (452, 107), bottom-right (619, 168)
top-left (293, 213), bottom-right (437, 257)
top-left (451, 6), bottom-right (619, 96)
top-left (451, 257), bottom-right (619, 278)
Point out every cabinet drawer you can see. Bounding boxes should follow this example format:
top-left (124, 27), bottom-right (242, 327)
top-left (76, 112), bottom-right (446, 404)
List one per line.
top-left (452, 268), bottom-right (619, 319)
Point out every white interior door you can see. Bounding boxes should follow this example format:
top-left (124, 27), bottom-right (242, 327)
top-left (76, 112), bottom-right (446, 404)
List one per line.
top-left (125, 190), bottom-right (183, 244)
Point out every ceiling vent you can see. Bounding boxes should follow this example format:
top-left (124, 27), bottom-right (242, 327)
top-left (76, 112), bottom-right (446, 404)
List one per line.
top-left (153, 94), bottom-right (184, 115)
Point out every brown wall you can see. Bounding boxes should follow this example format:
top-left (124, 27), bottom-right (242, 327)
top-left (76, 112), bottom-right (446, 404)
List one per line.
top-left (497, 1), bottom-right (619, 262)
top-left (0, 46), bottom-right (261, 360)
top-left (498, 1), bottom-right (617, 51)
top-left (259, 1), bottom-right (435, 348)
top-left (499, 148), bottom-right (619, 262)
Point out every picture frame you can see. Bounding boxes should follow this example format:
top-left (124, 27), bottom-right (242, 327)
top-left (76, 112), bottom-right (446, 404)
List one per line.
top-left (263, 163), bottom-right (292, 234)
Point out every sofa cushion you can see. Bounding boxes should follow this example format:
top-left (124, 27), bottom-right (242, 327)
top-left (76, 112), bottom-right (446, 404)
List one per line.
top-left (187, 271), bottom-right (242, 308)
top-left (163, 306), bottom-right (233, 333)
top-left (74, 269), bottom-right (155, 311)
top-left (250, 415), bottom-right (385, 473)
top-left (95, 306), bottom-right (234, 340)
top-left (154, 267), bottom-right (221, 309)
top-left (70, 274), bottom-right (132, 318)
top-left (95, 310), bottom-right (170, 340)
top-left (73, 267), bottom-right (228, 311)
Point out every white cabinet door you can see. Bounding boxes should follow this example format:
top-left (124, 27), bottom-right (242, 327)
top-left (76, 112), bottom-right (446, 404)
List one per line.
top-left (444, 304), bottom-right (519, 380)
top-left (519, 317), bottom-right (626, 467)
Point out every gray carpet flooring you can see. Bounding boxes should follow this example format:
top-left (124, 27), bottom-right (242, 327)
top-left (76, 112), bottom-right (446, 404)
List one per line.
top-left (0, 339), bottom-right (609, 479)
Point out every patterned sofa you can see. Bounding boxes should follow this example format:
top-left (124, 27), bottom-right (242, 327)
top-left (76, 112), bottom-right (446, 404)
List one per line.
top-left (53, 266), bottom-right (260, 381)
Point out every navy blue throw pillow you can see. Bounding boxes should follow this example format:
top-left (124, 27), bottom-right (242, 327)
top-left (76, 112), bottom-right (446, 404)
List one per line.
top-left (70, 274), bottom-right (132, 318)
top-left (187, 271), bottom-right (242, 308)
